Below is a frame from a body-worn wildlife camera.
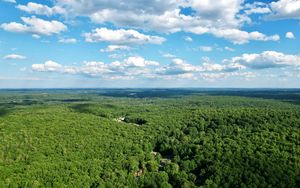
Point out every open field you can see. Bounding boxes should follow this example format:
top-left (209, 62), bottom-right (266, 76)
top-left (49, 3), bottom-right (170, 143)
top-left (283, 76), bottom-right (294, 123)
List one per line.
top-left (0, 89), bottom-right (299, 187)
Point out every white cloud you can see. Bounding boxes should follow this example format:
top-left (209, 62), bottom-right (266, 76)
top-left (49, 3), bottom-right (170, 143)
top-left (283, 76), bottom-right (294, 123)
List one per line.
top-left (225, 51), bottom-right (300, 69)
top-left (123, 56), bottom-right (160, 67)
top-left (184, 36), bottom-right (193, 42)
top-left (210, 29), bottom-right (280, 44)
top-left (88, 4), bottom-right (275, 44)
top-left (3, 54), bottom-right (27, 60)
top-left (156, 57), bottom-right (244, 77)
top-left (32, 57), bottom-right (255, 81)
top-left (59, 38), bottom-right (77, 44)
top-left (200, 57), bottom-right (245, 72)
top-left (29, 55), bottom-right (249, 81)
top-left (32, 57), bottom-right (160, 79)
top-left (244, 2), bottom-right (271, 15)
top-left (285, 32), bottom-right (295, 39)
top-left (100, 45), bottom-right (131, 52)
top-left (267, 0), bottom-right (300, 20)
top-left (201, 62), bottom-right (224, 71)
top-left (245, 7), bottom-right (271, 15)
top-left (162, 53), bottom-right (176, 58)
top-left (76, 61), bottom-right (111, 75)
top-left (49, 0), bottom-right (278, 44)
top-left (31, 51), bottom-right (300, 81)
top-left (1, 22), bottom-right (28, 33)
top-left (1, 17), bottom-right (67, 36)
top-left (32, 60), bottom-right (62, 72)
top-left (83, 28), bottom-right (165, 45)
top-left (224, 46), bottom-right (235, 52)
top-left (32, 34), bottom-right (41, 39)
top-left (200, 46), bottom-right (213, 52)
top-left (55, 0), bottom-right (179, 17)
top-left (156, 58), bottom-right (200, 75)
top-left (17, 2), bottom-right (66, 16)
top-left (186, 0), bottom-right (244, 27)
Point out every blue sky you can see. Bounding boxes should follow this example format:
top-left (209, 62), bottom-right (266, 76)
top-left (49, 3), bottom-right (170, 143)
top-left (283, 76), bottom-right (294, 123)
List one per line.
top-left (0, 0), bottom-right (300, 88)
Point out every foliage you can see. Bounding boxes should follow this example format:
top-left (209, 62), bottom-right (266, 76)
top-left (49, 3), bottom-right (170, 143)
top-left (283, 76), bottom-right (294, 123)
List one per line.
top-left (0, 89), bottom-right (299, 187)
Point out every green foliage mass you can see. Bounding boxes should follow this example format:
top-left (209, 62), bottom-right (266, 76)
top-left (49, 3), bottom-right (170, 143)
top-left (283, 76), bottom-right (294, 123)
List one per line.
top-left (0, 89), bottom-right (299, 187)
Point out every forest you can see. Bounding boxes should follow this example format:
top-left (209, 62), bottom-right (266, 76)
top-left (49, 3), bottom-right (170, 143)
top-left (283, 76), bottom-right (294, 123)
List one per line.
top-left (0, 89), bottom-right (299, 187)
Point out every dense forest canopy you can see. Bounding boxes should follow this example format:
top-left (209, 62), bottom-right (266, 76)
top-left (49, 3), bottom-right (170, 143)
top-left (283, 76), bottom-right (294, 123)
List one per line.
top-left (0, 89), bottom-right (299, 187)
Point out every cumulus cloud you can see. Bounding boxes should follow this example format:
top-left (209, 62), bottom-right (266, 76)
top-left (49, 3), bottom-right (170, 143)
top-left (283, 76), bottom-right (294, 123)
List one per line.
top-left (267, 0), bottom-right (300, 20)
top-left (201, 62), bottom-right (224, 72)
top-left (17, 2), bottom-right (66, 16)
top-left (123, 56), bottom-right (160, 67)
top-left (100, 45), bottom-right (131, 52)
top-left (31, 58), bottom-right (157, 80)
top-left (156, 58), bottom-right (200, 75)
top-left (40, 0), bottom-right (279, 44)
top-left (6, 0), bottom-right (281, 44)
top-left (32, 60), bottom-right (62, 72)
top-left (285, 32), bottom-right (295, 39)
top-left (243, 2), bottom-right (271, 15)
top-left (246, 7), bottom-right (271, 15)
top-left (225, 51), bottom-right (300, 69)
top-left (83, 28), bottom-right (165, 45)
top-left (32, 56), bottom-right (160, 79)
top-left (201, 57), bottom-right (245, 72)
top-left (185, 0), bottom-right (244, 27)
top-left (30, 55), bottom-right (254, 81)
top-left (1, 16), bottom-right (67, 36)
top-left (31, 51), bottom-right (300, 81)
top-left (55, 0), bottom-right (179, 18)
top-left (3, 54), bottom-right (27, 60)
top-left (88, 4), bottom-right (277, 44)
top-left (156, 57), bottom-right (244, 77)
top-left (210, 29), bottom-right (280, 44)
top-left (58, 38), bottom-right (77, 44)
top-left (156, 51), bottom-right (300, 79)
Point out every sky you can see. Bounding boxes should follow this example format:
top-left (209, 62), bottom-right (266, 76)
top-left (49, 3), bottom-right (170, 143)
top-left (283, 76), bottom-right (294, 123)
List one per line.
top-left (0, 0), bottom-right (300, 88)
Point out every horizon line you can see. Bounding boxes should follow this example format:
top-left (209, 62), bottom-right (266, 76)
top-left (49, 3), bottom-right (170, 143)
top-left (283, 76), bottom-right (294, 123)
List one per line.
top-left (0, 87), bottom-right (300, 90)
